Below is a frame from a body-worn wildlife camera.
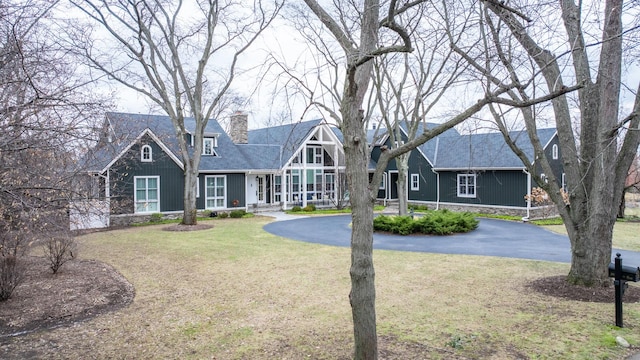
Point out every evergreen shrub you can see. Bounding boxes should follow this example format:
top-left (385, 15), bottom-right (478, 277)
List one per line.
top-left (229, 210), bottom-right (246, 218)
top-left (373, 210), bottom-right (478, 235)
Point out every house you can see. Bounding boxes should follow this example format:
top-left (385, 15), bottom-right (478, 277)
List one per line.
top-left (371, 124), bottom-right (564, 217)
top-left (80, 112), bottom-right (345, 225)
top-left (79, 111), bottom-right (563, 227)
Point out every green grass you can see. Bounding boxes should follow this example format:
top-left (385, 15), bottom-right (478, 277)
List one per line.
top-left (543, 221), bottom-right (640, 252)
top-left (12, 217), bottom-right (640, 359)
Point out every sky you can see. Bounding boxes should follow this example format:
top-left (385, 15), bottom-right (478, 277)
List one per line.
top-left (72, 1), bottom-right (640, 134)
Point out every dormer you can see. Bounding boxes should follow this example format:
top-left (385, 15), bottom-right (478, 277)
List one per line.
top-left (202, 132), bottom-right (220, 156)
top-left (186, 132), bottom-right (220, 156)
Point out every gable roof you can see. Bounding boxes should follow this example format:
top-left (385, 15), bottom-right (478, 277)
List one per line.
top-left (246, 119), bottom-right (324, 167)
top-left (85, 112), bottom-right (256, 173)
top-left (371, 122), bottom-right (557, 170)
top-left (432, 128), bottom-right (557, 170)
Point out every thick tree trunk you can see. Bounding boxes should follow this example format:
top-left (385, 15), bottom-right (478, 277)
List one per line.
top-left (182, 164), bottom-right (198, 225)
top-left (343, 106), bottom-right (378, 359)
top-left (567, 216), bottom-right (614, 286)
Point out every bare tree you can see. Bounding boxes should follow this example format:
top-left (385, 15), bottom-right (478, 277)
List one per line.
top-left (0, 0), bottom-right (106, 299)
top-left (448, 0), bottom-right (640, 286)
top-left (292, 1), bottom-right (571, 357)
top-left (68, 0), bottom-right (282, 225)
top-left (371, 6), bottom-right (469, 215)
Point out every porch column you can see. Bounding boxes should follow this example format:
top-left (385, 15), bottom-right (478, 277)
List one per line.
top-left (302, 145), bottom-right (307, 208)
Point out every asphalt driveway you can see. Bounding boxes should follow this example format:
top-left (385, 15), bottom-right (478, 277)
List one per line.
top-left (263, 215), bottom-right (640, 265)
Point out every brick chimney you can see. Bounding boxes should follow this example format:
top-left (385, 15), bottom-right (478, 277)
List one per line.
top-left (229, 111), bottom-right (248, 144)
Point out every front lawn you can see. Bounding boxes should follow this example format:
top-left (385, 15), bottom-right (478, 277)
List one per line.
top-left (3, 216), bottom-right (638, 359)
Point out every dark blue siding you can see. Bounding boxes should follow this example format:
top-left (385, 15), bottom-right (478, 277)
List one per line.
top-left (108, 135), bottom-right (184, 214)
top-left (438, 170), bottom-right (528, 207)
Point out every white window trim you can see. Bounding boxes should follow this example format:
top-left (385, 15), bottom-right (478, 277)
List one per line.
top-left (410, 174), bottom-right (420, 191)
top-left (457, 174), bottom-right (476, 198)
top-left (562, 173), bottom-right (566, 191)
top-left (141, 145), bottom-right (152, 162)
top-left (205, 175), bottom-right (226, 209)
top-left (379, 173), bottom-right (386, 190)
top-left (203, 137), bottom-right (218, 156)
top-left (134, 176), bottom-right (160, 213)
top-left (552, 144), bottom-right (559, 160)
top-left (196, 177), bottom-right (200, 198)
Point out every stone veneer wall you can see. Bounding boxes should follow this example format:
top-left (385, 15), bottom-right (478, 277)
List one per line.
top-left (403, 202), bottom-right (558, 220)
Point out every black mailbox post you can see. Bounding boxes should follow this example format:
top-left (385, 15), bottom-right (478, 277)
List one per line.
top-left (608, 253), bottom-right (640, 327)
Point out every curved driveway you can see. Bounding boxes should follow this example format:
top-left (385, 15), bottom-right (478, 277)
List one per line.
top-left (263, 215), bottom-right (640, 264)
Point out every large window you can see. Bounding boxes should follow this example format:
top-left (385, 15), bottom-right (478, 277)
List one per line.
top-left (324, 173), bottom-right (336, 200)
top-left (274, 175), bottom-right (282, 202)
top-left (205, 175), bottom-right (226, 208)
top-left (457, 174), bottom-right (476, 198)
top-left (411, 174), bottom-right (419, 191)
top-left (135, 176), bottom-right (159, 213)
top-left (203, 137), bottom-right (218, 156)
top-left (141, 145), bottom-right (152, 162)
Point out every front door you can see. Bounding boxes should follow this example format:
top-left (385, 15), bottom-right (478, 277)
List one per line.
top-left (389, 172), bottom-right (399, 199)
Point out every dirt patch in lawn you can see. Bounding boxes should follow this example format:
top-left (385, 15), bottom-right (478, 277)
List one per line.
top-left (528, 275), bottom-right (640, 303)
top-left (0, 256), bottom-right (134, 338)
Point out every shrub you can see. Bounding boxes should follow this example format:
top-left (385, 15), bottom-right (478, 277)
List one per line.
top-left (0, 229), bottom-right (28, 301)
top-left (218, 212), bottom-right (229, 219)
top-left (0, 255), bottom-right (23, 301)
top-left (373, 210), bottom-right (478, 235)
top-left (44, 235), bottom-right (76, 274)
top-left (291, 206), bottom-right (302, 212)
top-left (202, 210), bottom-right (212, 218)
top-left (229, 209), bottom-right (246, 218)
top-left (373, 215), bottom-right (414, 235)
top-left (303, 204), bottom-right (316, 212)
top-left (150, 213), bottom-right (163, 223)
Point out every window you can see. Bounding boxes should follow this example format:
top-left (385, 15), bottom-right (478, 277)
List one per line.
top-left (379, 173), bottom-right (386, 190)
top-left (141, 145), bottom-right (152, 162)
top-left (134, 176), bottom-right (159, 213)
top-left (562, 173), bottom-right (566, 191)
top-left (203, 137), bottom-right (218, 156)
top-left (306, 146), bottom-right (323, 165)
top-left (324, 173), bottom-right (335, 200)
top-left (457, 174), bottom-right (476, 198)
top-left (205, 175), bottom-right (226, 208)
top-left (411, 174), bottom-right (420, 191)
top-left (552, 144), bottom-right (559, 160)
top-left (274, 175), bottom-right (282, 202)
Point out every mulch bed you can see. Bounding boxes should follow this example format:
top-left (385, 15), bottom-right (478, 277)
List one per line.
top-left (0, 256), bottom-right (134, 339)
top-left (528, 275), bottom-right (640, 303)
